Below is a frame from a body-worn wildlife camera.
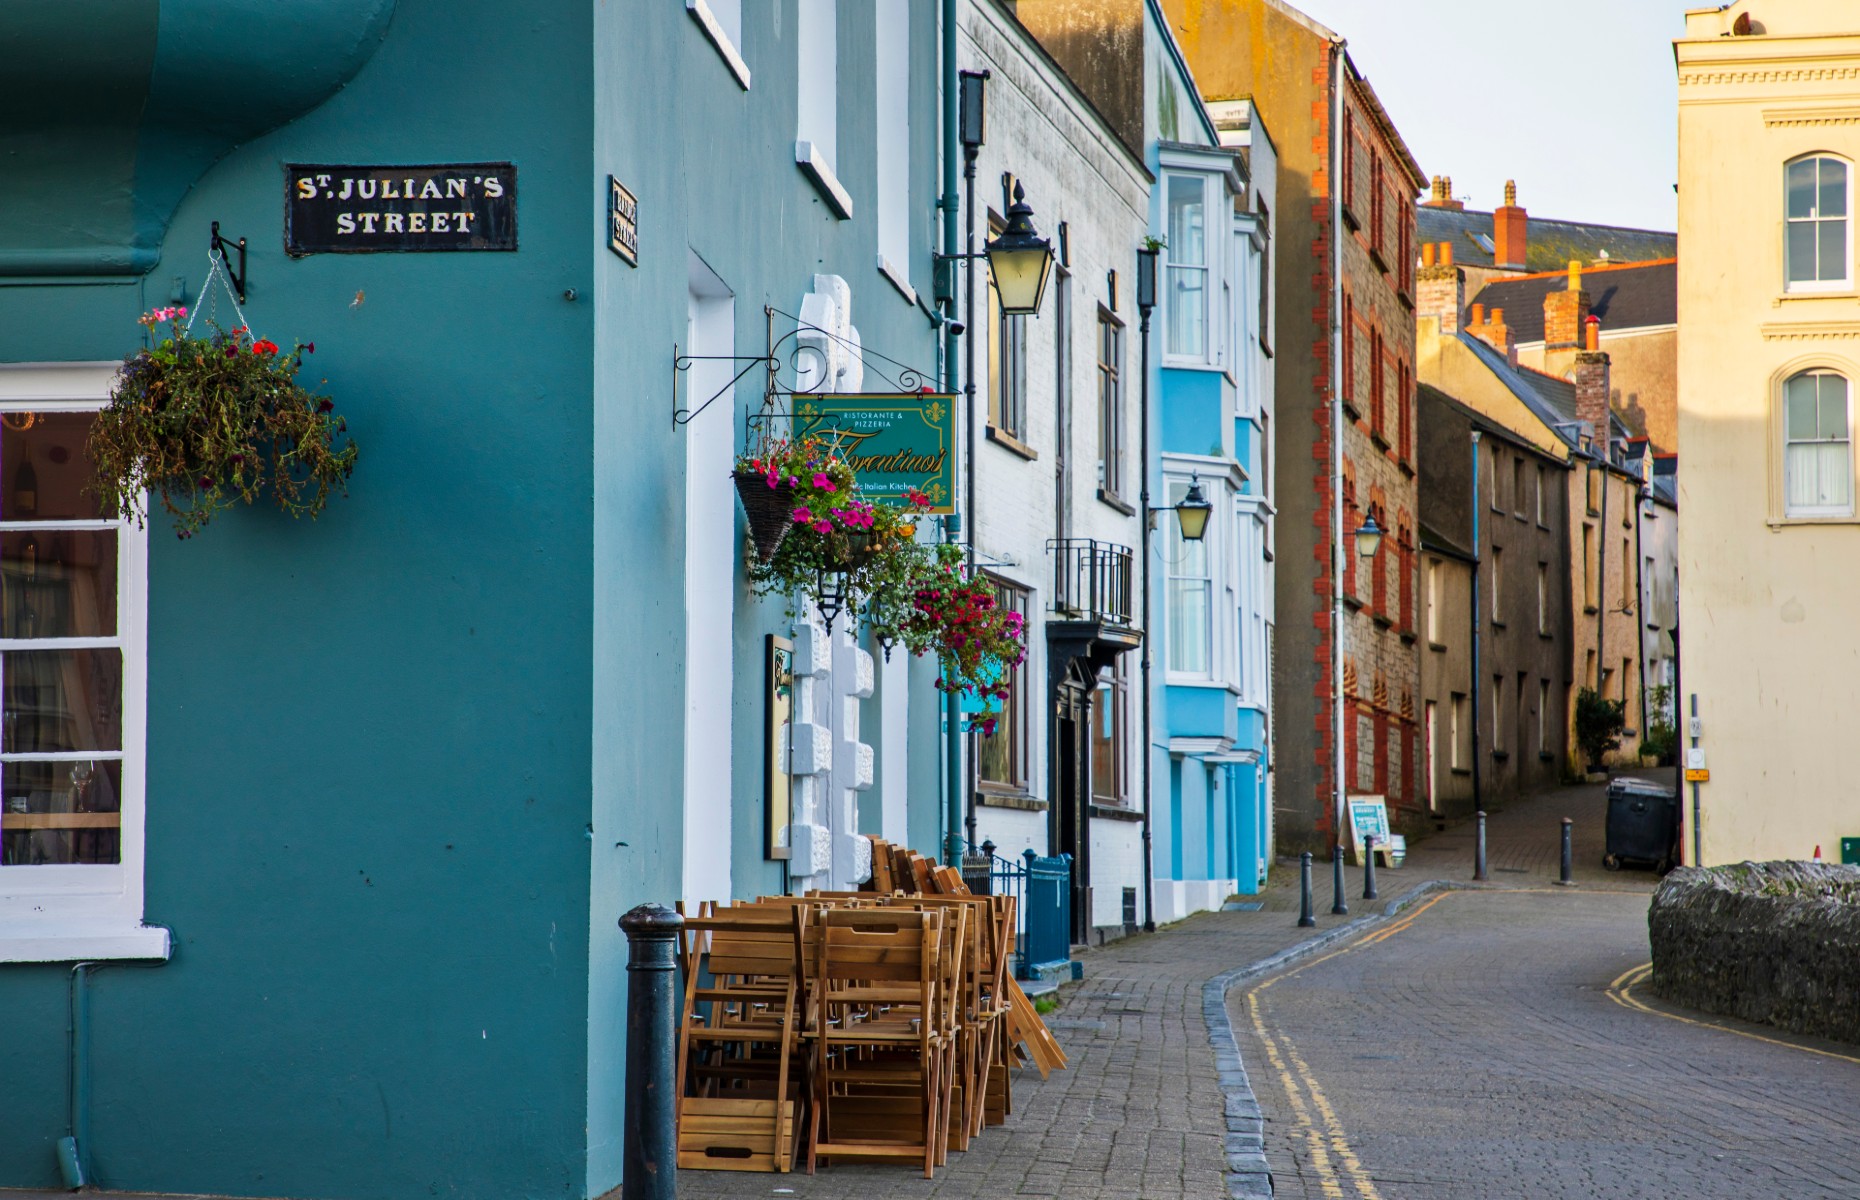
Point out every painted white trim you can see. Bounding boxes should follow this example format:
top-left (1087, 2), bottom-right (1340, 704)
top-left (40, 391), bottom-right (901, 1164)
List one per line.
top-left (876, 255), bottom-right (916, 305)
top-left (686, 0), bottom-right (751, 90)
top-left (0, 364), bottom-right (151, 956)
top-left (1167, 735), bottom-right (1234, 757)
top-left (796, 142), bottom-right (853, 219)
top-left (0, 921), bottom-right (169, 963)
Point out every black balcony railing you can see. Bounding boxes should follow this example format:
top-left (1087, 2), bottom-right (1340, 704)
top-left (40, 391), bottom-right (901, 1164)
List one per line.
top-left (1047, 538), bottom-right (1135, 627)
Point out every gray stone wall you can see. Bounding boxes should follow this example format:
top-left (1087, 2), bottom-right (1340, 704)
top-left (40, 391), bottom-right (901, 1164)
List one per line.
top-left (1649, 861), bottom-right (1860, 1045)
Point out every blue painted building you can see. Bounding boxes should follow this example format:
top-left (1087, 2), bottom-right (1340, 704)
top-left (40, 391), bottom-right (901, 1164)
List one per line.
top-left (1145, 47), bottom-right (1279, 917)
top-left (0, 3), bottom-right (941, 1197)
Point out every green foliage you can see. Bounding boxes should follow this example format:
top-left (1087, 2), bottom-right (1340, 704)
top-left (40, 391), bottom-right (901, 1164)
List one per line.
top-left (1639, 684), bottom-right (1678, 764)
top-left (1032, 995), bottom-right (1060, 1016)
top-left (93, 309), bottom-right (357, 539)
top-left (1575, 686), bottom-right (1627, 771)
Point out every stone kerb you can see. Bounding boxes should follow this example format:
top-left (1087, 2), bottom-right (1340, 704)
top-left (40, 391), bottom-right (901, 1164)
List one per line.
top-left (1649, 861), bottom-right (1860, 1044)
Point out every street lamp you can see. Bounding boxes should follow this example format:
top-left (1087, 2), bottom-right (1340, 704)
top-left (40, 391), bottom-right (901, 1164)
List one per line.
top-left (1354, 513), bottom-right (1384, 559)
top-left (986, 183), bottom-right (1055, 316)
top-left (1173, 478), bottom-right (1213, 541)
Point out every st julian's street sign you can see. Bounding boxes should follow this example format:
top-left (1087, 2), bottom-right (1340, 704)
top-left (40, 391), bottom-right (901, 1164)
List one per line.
top-left (285, 163), bottom-right (517, 254)
top-left (794, 393), bottom-right (955, 513)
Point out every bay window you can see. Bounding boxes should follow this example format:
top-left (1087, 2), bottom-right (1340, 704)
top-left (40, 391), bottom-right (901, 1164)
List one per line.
top-left (1166, 478), bottom-right (1212, 676)
top-left (1165, 174), bottom-right (1208, 361)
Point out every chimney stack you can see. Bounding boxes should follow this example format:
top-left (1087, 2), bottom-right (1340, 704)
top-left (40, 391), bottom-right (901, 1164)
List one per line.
top-left (1467, 303), bottom-right (1516, 366)
top-left (1542, 258), bottom-right (1591, 351)
top-left (1417, 241), bottom-right (1464, 334)
top-left (1574, 343), bottom-right (1612, 445)
top-left (1493, 179), bottom-right (1528, 271)
top-left (1421, 174), bottom-right (1464, 211)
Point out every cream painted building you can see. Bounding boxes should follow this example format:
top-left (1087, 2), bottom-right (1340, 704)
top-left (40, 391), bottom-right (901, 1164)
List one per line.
top-left (1677, 1), bottom-right (1860, 865)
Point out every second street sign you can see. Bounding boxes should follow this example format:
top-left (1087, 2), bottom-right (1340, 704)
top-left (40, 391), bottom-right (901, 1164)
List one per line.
top-left (794, 392), bottom-right (955, 513)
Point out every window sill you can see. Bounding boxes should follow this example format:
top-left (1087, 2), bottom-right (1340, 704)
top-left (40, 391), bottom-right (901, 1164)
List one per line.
top-left (1450, 767), bottom-right (1472, 777)
top-left (1369, 246), bottom-right (1389, 276)
top-left (1399, 629), bottom-right (1418, 645)
top-left (976, 790), bottom-right (1047, 813)
top-left (795, 142), bottom-right (853, 218)
top-left (1540, 630), bottom-right (1554, 640)
top-left (1089, 803), bottom-right (1145, 823)
top-left (987, 425), bottom-right (1038, 461)
top-left (1584, 604), bottom-right (1599, 615)
top-left (1776, 287), bottom-right (1857, 302)
top-left (0, 921), bottom-right (171, 963)
top-left (1097, 488), bottom-right (1136, 516)
top-left (1398, 289), bottom-right (1414, 312)
top-left (1540, 751), bottom-right (1557, 762)
top-left (1371, 430), bottom-right (1391, 453)
top-left (1398, 459), bottom-right (1415, 479)
top-left (1341, 205), bottom-right (1361, 233)
top-left (1491, 750), bottom-right (1510, 762)
top-left (1768, 513), bottom-right (1860, 527)
top-left (1491, 620), bottom-right (1507, 630)
top-left (1343, 593), bottom-right (1365, 612)
top-left (1373, 613), bottom-right (1394, 630)
top-left (1342, 398), bottom-right (1362, 423)
top-left (1428, 640), bottom-right (1448, 653)
top-left (876, 255), bottom-right (916, 305)
top-left (687, 0), bottom-right (751, 89)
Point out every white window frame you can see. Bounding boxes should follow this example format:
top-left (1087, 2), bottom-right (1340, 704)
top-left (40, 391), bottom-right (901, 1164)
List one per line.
top-left (1781, 368), bottom-right (1855, 518)
top-left (687, 0), bottom-right (750, 90)
top-left (1163, 171), bottom-right (1215, 366)
top-left (873, 0), bottom-right (912, 300)
top-left (1785, 154), bottom-right (1851, 294)
top-left (0, 363), bottom-right (161, 963)
top-left (1163, 470), bottom-right (1220, 683)
top-left (795, 0), bottom-right (850, 218)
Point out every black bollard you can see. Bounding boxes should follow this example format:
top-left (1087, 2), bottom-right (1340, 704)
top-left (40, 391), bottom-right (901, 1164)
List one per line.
top-left (621, 903), bottom-right (683, 1200)
top-left (1363, 833), bottom-right (1379, 901)
top-left (1331, 848), bottom-right (1349, 916)
top-left (1298, 853), bottom-right (1317, 927)
top-left (1558, 818), bottom-right (1575, 886)
top-left (1473, 810), bottom-right (1489, 882)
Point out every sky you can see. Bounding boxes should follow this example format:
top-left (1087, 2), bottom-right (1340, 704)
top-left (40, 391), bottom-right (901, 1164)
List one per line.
top-left (1292, 0), bottom-right (1692, 232)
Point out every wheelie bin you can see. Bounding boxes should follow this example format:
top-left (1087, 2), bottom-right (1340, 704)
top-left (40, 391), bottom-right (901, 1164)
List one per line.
top-left (1603, 777), bottom-right (1680, 874)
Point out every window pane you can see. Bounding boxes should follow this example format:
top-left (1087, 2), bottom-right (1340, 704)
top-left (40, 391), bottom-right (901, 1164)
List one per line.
top-left (1787, 442), bottom-right (1854, 511)
top-left (1, 413), bottom-right (107, 521)
top-left (1823, 375), bottom-right (1851, 440)
top-left (1789, 159), bottom-right (1817, 219)
top-left (1788, 375), bottom-right (1821, 439)
top-left (1168, 176), bottom-right (1205, 265)
top-left (0, 530), bottom-right (118, 639)
top-left (0, 759), bottom-right (122, 866)
top-left (1788, 222), bottom-right (1818, 283)
top-left (1819, 217), bottom-right (1849, 283)
top-left (1820, 158), bottom-right (1848, 218)
top-left (1168, 581), bottom-right (1210, 674)
top-left (1167, 267), bottom-right (1206, 358)
top-left (3, 648), bottom-right (123, 753)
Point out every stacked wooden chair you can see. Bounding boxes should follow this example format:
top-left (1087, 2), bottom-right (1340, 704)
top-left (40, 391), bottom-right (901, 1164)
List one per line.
top-left (670, 838), bottom-right (1066, 1180)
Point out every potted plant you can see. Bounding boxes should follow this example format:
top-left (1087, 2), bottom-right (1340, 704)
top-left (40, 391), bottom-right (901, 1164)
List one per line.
top-left (91, 308), bottom-right (357, 538)
top-left (733, 434), bottom-right (857, 563)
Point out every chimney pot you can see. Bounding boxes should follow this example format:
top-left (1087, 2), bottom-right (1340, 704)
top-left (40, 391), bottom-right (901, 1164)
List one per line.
top-left (1471, 303), bottom-right (1485, 326)
top-left (1491, 307), bottom-right (1505, 326)
top-left (1503, 179), bottom-right (1517, 207)
top-left (1568, 259), bottom-right (1582, 291)
top-left (1422, 243), bottom-right (1437, 268)
top-left (1585, 315), bottom-right (1601, 352)
top-left (1440, 241), bottom-right (1453, 266)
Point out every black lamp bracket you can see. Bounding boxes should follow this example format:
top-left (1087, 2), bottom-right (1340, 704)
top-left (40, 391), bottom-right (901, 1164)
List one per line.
top-left (210, 222), bottom-right (248, 303)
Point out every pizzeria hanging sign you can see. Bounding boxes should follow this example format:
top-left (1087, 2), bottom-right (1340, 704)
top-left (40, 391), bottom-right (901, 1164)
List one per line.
top-left (793, 392), bottom-right (956, 514)
top-left (285, 163), bottom-right (517, 254)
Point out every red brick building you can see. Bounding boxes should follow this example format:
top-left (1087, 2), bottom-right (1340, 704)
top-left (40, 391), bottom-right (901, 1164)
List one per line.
top-left (1163, 0), bottom-right (1427, 847)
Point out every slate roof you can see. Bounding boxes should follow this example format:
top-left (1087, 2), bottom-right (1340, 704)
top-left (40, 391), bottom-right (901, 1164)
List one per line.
top-left (1469, 260), bottom-right (1677, 345)
top-left (1455, 331), bottom-right (1631, 449)
top-left (1417, 206), bottom-right (1677, 274)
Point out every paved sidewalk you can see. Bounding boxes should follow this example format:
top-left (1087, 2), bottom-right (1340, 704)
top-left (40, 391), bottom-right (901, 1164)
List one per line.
top-left (3, 779), bottom-right (1664, 1200)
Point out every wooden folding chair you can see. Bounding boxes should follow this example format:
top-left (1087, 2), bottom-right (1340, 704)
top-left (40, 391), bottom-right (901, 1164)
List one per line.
top-left (806, 907), bottom-right (947, 1179)
top-left (675, 907), bottom-right (805, 1172)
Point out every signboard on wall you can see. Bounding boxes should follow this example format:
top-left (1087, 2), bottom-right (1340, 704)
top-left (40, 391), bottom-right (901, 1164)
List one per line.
top-left (1346, 795), bottom-right (1391, 865)
top-left (793, 392), bottom-right (955, 512)
top-left (766, 635), bottom-right (793, 861)
top-left (285, 163), bottom-right (517, 254)
top-left (608, 176), bottom-right (638, 266)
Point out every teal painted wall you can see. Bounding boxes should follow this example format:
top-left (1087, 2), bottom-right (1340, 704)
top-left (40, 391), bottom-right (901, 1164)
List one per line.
top-left (1165, 684), bottom-right (1237, 741)
top-left (0, 3), bottom-right (598, 1197)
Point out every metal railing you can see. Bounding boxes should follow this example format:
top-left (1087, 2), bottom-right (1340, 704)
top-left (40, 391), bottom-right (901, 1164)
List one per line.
top-left (1047, 538), bottom-right (1135, 626)
top-left (958, 838), bottom-right (1034, 974)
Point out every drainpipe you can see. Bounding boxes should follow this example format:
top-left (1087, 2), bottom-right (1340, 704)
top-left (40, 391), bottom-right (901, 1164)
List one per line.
top-left (1137, 251), bottom-right (1156, 932)
top-left (1470, 429), bottom-right (1483, 815)
top-left (1596, 444), bottom-right (1608, 727)
top-left (1329, 39), bottom-right (1348, 852)
top-left (60, 962), bottom-right (98, 1190)
top-left (940, 0), bottom-right (962, 863)
top-left (1633, 484), bottom-right (1649, 749)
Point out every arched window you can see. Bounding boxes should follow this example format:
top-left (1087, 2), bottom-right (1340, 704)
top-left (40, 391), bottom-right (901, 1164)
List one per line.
top-left (1784, 369), bottom-right (1853, 516)
top-left (1786, 155), bottom-right (1851, 291)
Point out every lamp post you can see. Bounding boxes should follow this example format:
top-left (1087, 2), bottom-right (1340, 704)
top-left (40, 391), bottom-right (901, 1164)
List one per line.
top-left (1136, 244), bottom-right (1158, 932)
top-left (1336, 510), bottom-right (1383, 864)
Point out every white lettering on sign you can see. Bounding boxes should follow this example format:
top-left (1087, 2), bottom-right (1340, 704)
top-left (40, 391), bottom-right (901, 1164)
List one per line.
top-left (286, 164), bottom-right (513, 253)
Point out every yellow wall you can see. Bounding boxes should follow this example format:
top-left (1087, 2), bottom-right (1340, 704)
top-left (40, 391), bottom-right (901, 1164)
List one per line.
top-left (1677, 3), bottom-right (1860, 864)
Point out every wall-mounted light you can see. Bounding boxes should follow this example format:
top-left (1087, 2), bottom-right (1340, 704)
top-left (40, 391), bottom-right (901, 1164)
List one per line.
top-left (1355, 514), bottom-right (1384, 559)
top-left (985, 184), bottom-right (1055, 316)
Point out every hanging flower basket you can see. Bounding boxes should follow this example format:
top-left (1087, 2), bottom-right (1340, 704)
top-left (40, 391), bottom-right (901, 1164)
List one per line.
top-left (733, 470), bottom-right (798, 562)
top-left (91, 307), bottom-right (357, 539)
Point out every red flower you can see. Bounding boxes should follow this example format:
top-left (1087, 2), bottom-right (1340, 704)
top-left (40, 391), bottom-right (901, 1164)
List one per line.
top-left (252, 339), bottom-right (280, 357)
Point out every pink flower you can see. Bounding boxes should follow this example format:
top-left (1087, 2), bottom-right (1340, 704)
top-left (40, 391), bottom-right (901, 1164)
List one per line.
top-left (792, 506), bottom-right (814, 524)
top-left (812, 519), bottom-right (833, 533)
top-left (812, 473), bottom-right (837, 492)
